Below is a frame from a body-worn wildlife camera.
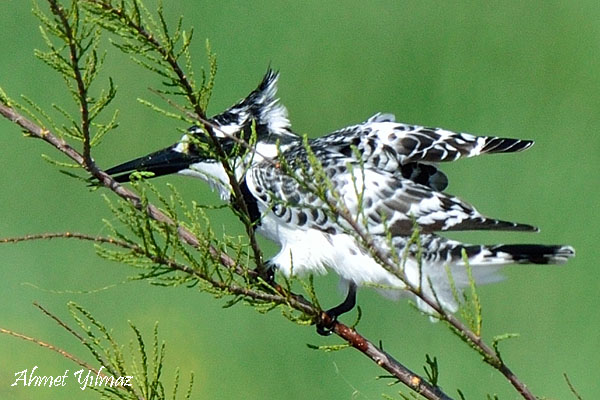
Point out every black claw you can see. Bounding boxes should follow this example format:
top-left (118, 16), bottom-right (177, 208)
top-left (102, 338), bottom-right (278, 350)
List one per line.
top-left (254, 260), bottom-right (276, 286)
top-left (316, 315), bottom-right (335, 336)
top-left (315, 282), bottom-right (357, 336)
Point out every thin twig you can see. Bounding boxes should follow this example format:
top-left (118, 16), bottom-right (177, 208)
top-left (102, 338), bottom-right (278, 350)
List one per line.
top-left (34, 302), bottom-right (88, 343)
top-left (0, 325), bottom-right (142, 398)
top-left (1, 232), bottom-right (126, 246)
top-left (32, 302), bottom-right (145, 399)
top-left (298, 167), bottom-right (537, 400)
top-left (48, 0), bottom-right (92, 164)
top-left (563, 373), bottom-right (584, 400)
top-left (0, 327), bottom-right (97, 373)
top-left (1, 102), bottom-right (451, 400)
top-left (85, 0), bottom-right (267, 276)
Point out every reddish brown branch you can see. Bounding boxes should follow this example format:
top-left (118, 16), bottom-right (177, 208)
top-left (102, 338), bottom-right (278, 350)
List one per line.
top-left (0, 327), bottom-right (96, 375)
top-left (331, 318), bottom-right (452, 399)
top-left (316, 186), bottom-right (537, 399)
top-left (0, 101), bottom-right (451, 400)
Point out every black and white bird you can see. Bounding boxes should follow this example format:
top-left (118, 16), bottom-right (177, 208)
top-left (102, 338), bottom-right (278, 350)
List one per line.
top-left (105, 70), bottom-right (575, 332)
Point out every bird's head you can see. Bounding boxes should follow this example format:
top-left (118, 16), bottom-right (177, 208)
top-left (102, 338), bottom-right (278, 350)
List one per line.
top-left (103, 69), bottom-right (299, 196)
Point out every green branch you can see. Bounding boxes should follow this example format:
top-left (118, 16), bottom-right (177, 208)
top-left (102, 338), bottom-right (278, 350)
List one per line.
top-left (83, 0), bottom-right (266, 275)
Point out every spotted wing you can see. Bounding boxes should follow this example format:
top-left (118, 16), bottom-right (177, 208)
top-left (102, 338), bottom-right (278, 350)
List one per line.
top-left (312, 129), bottom-right (450, 191)
top-left (382, 124), bottom-right (534, 164)
top-left (247, 150), bottom-right (537, 236)
top-left (317, 115), bottom-right (534, 170)
top-left (356, 171), bottom-right (538, 236)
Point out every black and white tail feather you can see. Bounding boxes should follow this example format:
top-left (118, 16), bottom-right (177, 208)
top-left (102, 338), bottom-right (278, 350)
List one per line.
top-left (105, 69), bottom-right (575, 324)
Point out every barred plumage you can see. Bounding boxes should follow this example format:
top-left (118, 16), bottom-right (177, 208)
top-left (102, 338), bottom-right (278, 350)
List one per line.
top-left (105, 69), bottom-right (574, 331)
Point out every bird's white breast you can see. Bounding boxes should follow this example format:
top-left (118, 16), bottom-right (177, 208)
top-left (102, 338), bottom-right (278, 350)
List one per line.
top-left (257, 209), bottom-right (405, 289)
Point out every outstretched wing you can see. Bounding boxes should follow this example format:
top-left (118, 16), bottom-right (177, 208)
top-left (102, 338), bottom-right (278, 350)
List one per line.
top-left (355, 170), bottom-right (537, 236)
top-left (246, 147), bottom-right (537, 237)
top-left (310, 115), bottom-right (532, 192)
top-left (362, 113), bottom-right (534, 164)
top-left (383, 124), bottom-right (534, 164)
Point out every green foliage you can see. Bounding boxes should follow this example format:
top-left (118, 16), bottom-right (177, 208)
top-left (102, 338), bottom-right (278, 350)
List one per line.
top-left (445, 249), bottom-right (482, 336)
top-left (67, 302), bottom-right (194, 400)
top-left (2, 1), bottom-right (586, 399)
top-left (423, 354), bottom-right (439, 387)
top-left (97, 179), bottom-right (316, 325)
top-left (34, 0), bottom-right (118, 147)
top-left (306, 342), bottom-right (351, 352)
top-left (491, 333), bottom-right (520, 365)
top-left (82, 0), bottom-right (216, 114)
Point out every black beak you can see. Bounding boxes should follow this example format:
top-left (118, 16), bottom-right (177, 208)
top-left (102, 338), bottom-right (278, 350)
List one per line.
top-left (104, 146), bottom-right (199, 183)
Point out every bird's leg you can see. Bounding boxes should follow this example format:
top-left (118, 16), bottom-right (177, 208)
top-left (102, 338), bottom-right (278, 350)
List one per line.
top-left (317, 282), bottom-right (357, 336)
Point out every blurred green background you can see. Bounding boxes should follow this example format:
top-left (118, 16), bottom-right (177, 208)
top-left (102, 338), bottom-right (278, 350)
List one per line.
top-left (1, 1), bottom-right (599, 399)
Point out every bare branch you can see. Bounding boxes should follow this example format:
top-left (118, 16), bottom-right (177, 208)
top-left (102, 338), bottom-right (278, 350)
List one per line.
top-left (0, 327), bottom-right (94, 374)
top-left (331, 322), bottom-right (453, 400)
top-left (1, 232), bottom-right (128, 246)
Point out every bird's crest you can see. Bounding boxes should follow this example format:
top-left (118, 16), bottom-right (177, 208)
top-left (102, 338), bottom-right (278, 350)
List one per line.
top-left (209, 69), bottom-right (293, 139)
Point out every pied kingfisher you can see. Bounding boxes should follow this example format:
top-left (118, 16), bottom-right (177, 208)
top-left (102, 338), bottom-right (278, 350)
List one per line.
top-left (105, 69), bottom-right (574, 333)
